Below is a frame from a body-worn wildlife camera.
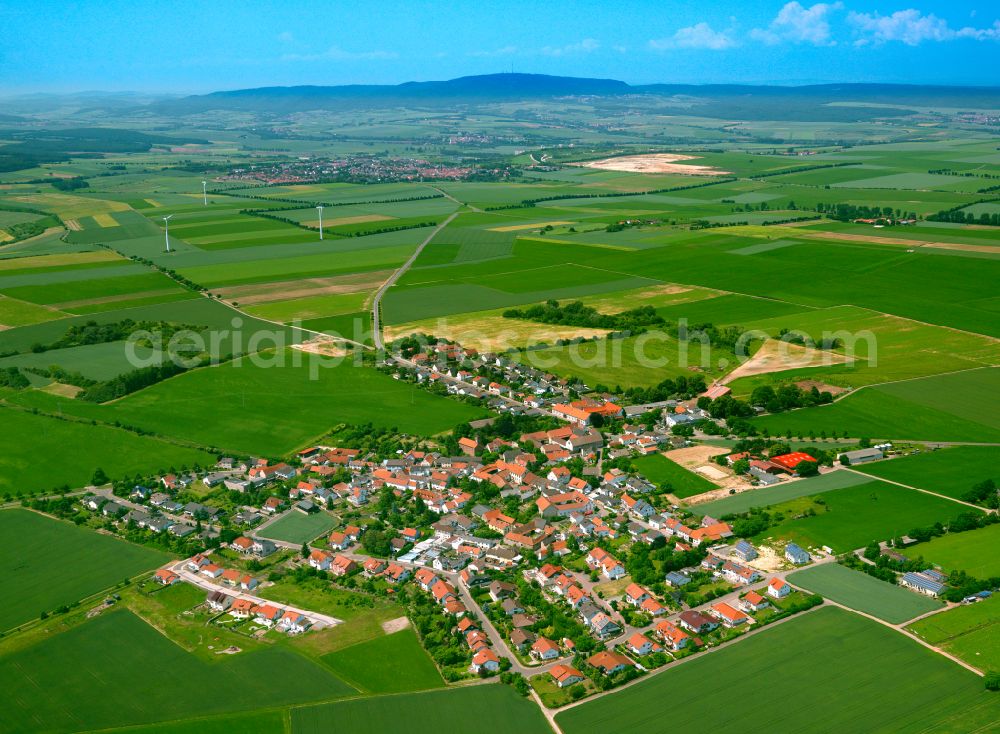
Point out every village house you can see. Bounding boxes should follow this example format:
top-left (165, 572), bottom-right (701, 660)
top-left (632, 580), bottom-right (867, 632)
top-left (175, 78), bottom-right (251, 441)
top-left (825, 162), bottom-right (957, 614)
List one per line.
top-left (588, 650), bottom-right (634, 676)
top-left (767, 578), bottom-right (792, 599)
top-left (550, 664), bottom-right (586, 688)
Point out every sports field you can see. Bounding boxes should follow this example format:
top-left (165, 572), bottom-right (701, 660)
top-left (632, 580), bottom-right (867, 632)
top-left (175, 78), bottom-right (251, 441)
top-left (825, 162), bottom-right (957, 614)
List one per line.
top-left (788, 563), bottom-right (941, 624)
top-left (0, 610), bottom-right (356, 732)
top-left (0, 509), bottom-right (170, 630)
top-left (321, 627), bottom-right (445, 694)
top-left (0, 408), bottom-right (216, 494)
top-left (632, 453), bottom-right (718, 498)
top-left (760, 480), bottom-right (977, 553)
top-left (855, 446), bottom-right (1000, 502)
top-left (556, 606), bottom-right (998, 734)
top-left (908, 595), bottom-right (1000, 673)
top-left (902, 524), bottom-right (1000, 578)
top-left (259, 510), bottom-right (338, 544)
top-left (690, 469), bottom-right (870, 516)
top-left (291, 684), bottom-right (552, 734)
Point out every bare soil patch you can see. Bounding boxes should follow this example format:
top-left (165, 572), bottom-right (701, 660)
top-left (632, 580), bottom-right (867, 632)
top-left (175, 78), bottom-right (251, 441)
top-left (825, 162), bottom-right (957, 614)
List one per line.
top-left (382, 616), bottom-right (411, 634)
top-left (216, 270), bottom-right (392, 305)
top-left (919, 241), bottom-right (1000, 254)
top-left (795, 379), bottom-right (850, 396)
top-left (719, 339), bottom-right (853, 385)
top-left (292, 337), bottom-right (350, 357)
top-left (53, 288), bottom-right (180, 310)
top-left (570, 153), bottom-right (732, 176)
top-left (489, 221), bottom-right (576, 232)
top-left (40, 382), bottom-right (83, 398)
top-left (64, 219), bottom-right (82, 231)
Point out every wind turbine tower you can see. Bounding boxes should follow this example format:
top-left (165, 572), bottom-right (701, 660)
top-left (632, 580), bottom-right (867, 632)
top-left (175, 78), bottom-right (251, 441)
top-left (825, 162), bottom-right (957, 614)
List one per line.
top-left (162, 214), bottom-right (174, 252)
top-left (317, 205), bottom-right (324, 240)
top-left (202, 180), bottom-right (208, 205)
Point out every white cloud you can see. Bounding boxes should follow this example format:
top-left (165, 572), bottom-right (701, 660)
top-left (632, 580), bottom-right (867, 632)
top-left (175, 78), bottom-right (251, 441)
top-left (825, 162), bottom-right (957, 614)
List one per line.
top-left (467, 45), bottom-right (519, 58)
top-left (277, 31), bottom-right (294, 44)
top-left (849, 9), bottom-right (1000, 45)
top-left (649, 22), bottom-right (736, 51)
top-left (751, 2), bottom-right (842, 45)
top-left (540, 38), bottom-right (600, 57)
top-left (281, 46), bottom-right (398, 62)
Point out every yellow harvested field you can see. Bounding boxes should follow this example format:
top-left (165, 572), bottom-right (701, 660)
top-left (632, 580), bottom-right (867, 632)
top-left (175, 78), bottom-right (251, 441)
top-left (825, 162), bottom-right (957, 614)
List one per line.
top-left (489, 221), bottom-right (576, 232)
top-left (144, 199), bottom-right (161, 208)
top-left (304, 213), bottom-right (394, 228)
top-left (11, 192), bottom-right (129, 220)
top-left (0, 250), bottom-right (121, 272)
top-left (40, 382), bottom-right (83, 398)
top-left (385, 312), bottom-right (610, 352)
top-left (570, 153), bottom-right (732, 175)
top-left (64, 219), bottom-right (82, 231)
top-left (92, 213), bottom-right (120, 227)
top-left (0, 230), bottom-right (12, 243)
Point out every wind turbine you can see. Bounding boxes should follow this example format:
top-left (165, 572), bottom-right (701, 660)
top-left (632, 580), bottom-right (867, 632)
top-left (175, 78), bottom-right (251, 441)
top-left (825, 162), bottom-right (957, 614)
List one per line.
top-left (202, 180), bottom-right (208, 206)
top-left (162, 214), bottom-right (173, 252)
top-left (316, 205), bottom-right (324, 241)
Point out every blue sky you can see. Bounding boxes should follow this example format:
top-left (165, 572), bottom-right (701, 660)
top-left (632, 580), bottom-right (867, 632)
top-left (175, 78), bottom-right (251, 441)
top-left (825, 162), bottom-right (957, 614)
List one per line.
top-left (1, 1), bottom-right (998, 93)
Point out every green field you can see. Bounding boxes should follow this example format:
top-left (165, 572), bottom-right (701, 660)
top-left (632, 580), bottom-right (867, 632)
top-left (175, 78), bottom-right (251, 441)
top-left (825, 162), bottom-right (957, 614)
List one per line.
top-left (908, 595), bottom-right (1000, 673)
top-left (321, 628), bottom-right (445, 694)
top-left (0, 407), bottom-right (216, 494)
top-left (0, 509), bottom-right (170, 630)
top-left (690, 469), bottom-right (871, 516)
top-left (259, 510), bottom-right (338, 544)
top-left (0, 610), bottom-right (356, 733)
top-left (87, 710), bottom-right (285, 734)
top-left (556, 606), bottom-right (998, 734)
top-left (632, 453), bottom-right (718, 498)
top-left (752, 369), bottom-right (1000, 442)
top-left (291, 684), bottom-right (551, 734)
top-left (788, 563), bottom-right (942, 624)
top-left (855, 446), bottom-right (1000, 502)
top-left (902, 524), bottom-right (1000, 578)
top-left (761, 480), bottom-right (979, 553)
top-left (5, 351), bottom-right (486, 456)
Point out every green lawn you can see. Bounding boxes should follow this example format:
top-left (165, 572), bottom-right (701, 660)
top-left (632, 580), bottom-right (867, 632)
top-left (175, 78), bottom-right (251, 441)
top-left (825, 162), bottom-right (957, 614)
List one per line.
top-left (908, 595), bottom-right (1000, 674)
top-left (760, 481), bottom-right (978, 553)
top-left (0, 509), bottom-right (171, 630)
top-left (259, 510), bottom-right (338, 544)
top-left (904, 524), bottom-right (1000, 578)
top-left (0, 609), bottom-right (356, 733)
top-left (788, 563), bottom-right (941, 624)
top-left (321, 627), bottom-right (445, 694)
top-left (855, 446), bottom-right (1000, 502)
top-left (557, 606), bottom-right (998, 734)
top-left (0, 407), bottom-right (215, 494)
top-left (633, 453), bottom-right (718, 498)
top-left (291, 684), bottom-right (552, 734)
top-left (691, 469), bottom-right (871, 516)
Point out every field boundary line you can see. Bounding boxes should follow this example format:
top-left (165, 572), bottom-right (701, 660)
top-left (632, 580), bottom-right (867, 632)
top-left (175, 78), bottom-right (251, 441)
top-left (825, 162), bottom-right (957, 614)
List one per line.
top-left (843, 466), bottom-right (997, 513)
top-left (831, 365), bottom-right (999, 403)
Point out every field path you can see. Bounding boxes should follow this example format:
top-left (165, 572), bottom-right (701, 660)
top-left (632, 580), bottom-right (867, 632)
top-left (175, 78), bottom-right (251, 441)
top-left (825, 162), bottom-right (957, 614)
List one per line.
top-left (372, 211), bottom-right (460, 349)
top-left (842, 466), bottom-right (997, 514)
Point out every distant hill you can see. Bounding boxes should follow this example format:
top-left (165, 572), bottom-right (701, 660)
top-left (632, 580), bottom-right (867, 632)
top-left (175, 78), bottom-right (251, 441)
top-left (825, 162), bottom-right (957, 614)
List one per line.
top-left (152, 74), bottom-right (1000, 120)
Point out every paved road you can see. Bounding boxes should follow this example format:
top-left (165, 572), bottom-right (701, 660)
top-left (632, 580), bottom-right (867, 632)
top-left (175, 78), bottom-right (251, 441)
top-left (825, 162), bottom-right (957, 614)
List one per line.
top-left (371, 211), bottom-right (459, 350)
top-left (169, 560), bottom-right (344, 628)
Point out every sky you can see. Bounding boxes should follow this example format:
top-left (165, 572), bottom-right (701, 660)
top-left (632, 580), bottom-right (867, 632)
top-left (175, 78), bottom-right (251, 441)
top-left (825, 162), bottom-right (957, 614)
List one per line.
top-left (1, 0), bottom-right (999, 94)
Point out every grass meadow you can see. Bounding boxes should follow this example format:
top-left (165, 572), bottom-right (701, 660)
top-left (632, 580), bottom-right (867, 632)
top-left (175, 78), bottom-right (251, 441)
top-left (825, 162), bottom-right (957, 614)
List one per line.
top-left (854, 446), bottom-right (1000, 502)
top-left (320, 627), bottom-right (445, 694)
top-left (902, 524), bottom-right (1000, 578)
top-left (908, 595), bottom-right (1000, 674)
top-left (759, 480), bottom-right (978, 553)
top-left (0, 408), bottom-right (216, 494)
top-left (632, 453), bottom-right (718, 498)
top-left (690, 469), bottom-right (870, 516)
